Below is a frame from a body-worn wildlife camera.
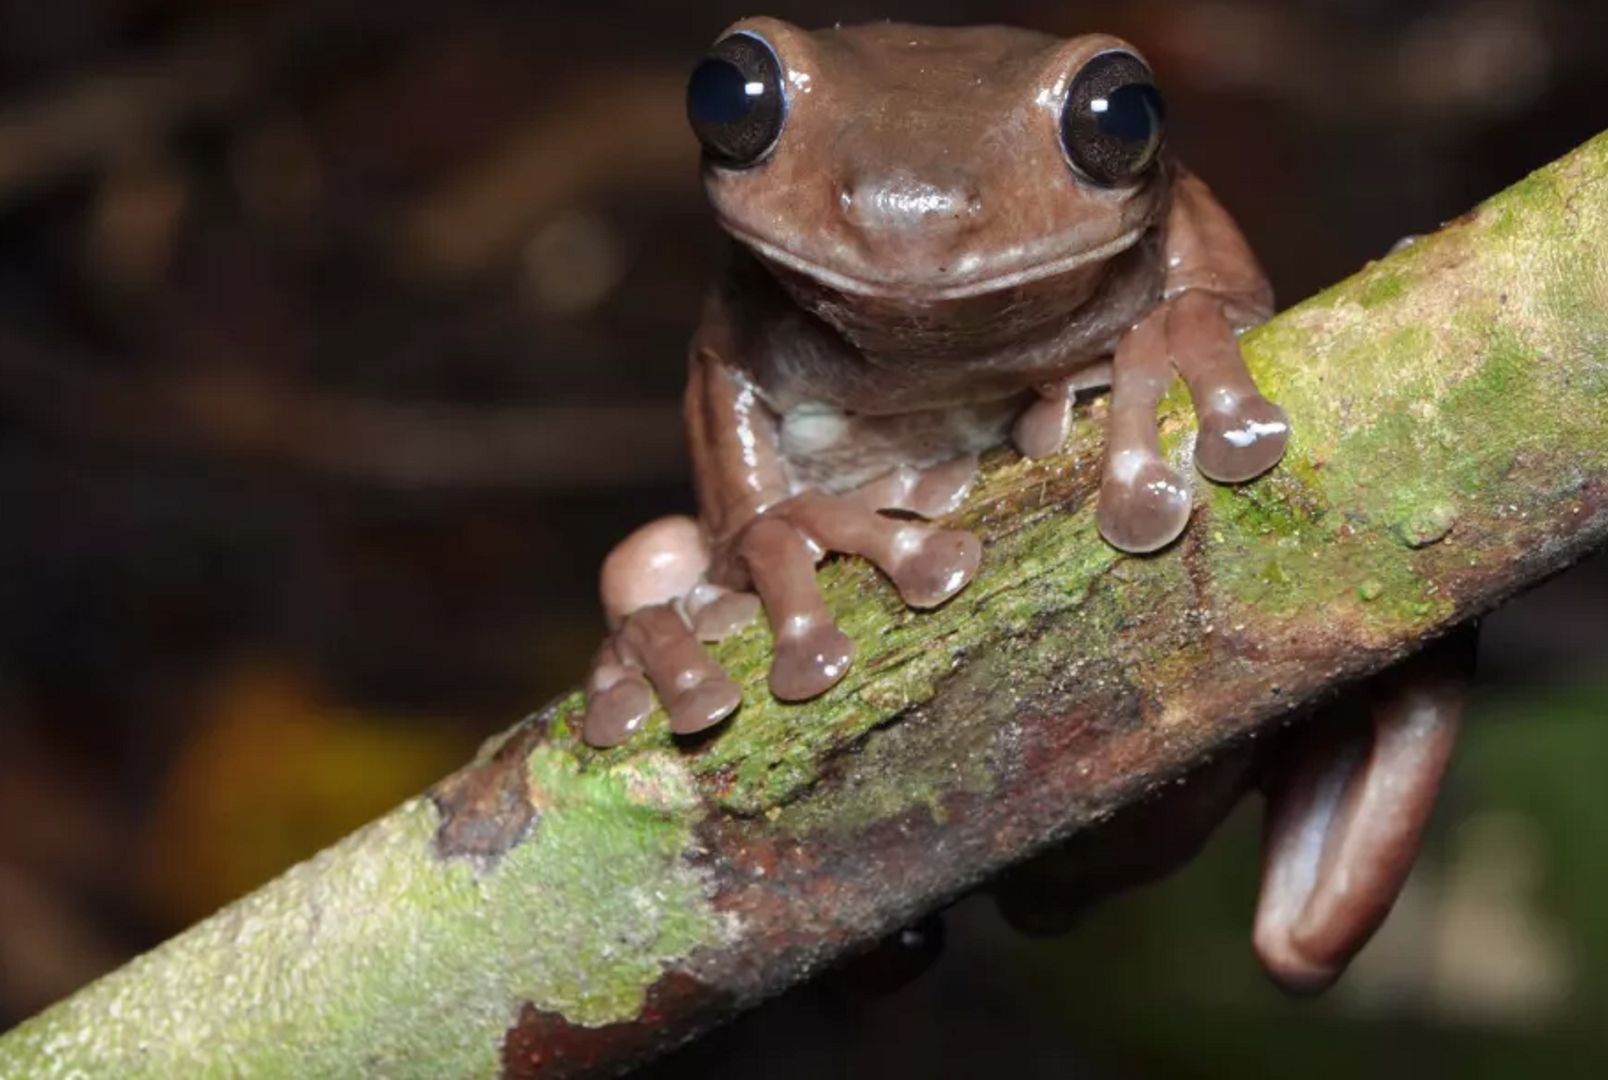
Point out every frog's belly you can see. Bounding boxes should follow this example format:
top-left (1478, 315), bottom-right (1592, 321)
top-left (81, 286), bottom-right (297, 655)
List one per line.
top-left (778, 395), bottom-right (1028, 495)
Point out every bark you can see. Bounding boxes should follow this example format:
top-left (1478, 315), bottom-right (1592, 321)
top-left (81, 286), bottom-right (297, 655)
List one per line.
top-left (4, 133), bottom-right (1608, 1080)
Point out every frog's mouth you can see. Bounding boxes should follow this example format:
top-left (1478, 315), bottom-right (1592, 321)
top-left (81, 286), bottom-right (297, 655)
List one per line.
top-left (724, 221), bottom-right (1148, 303)
top-left (733, 218), bottom-right (1163, 373)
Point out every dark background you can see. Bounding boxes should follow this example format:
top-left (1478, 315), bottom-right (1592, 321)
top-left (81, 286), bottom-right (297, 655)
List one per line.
top-left (2, 0), bottom-right (1608, 1075)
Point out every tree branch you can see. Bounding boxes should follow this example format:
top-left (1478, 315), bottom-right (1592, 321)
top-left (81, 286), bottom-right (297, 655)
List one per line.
top-left (5, 133), bottom-right (1608, 1079)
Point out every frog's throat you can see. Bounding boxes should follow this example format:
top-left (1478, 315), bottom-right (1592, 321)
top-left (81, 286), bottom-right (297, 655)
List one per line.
top-left (723, 222), bottom-right (1147, 303)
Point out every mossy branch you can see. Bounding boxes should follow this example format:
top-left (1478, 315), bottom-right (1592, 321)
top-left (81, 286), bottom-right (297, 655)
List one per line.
top-left (6, 134), bottom-right (1608, 1079)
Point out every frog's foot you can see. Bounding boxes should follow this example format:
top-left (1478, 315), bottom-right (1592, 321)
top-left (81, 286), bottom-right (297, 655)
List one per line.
top-left (1254, 630), bottom-right (1474, 993)
top-left (736, 474), bottom-right (982, 700)
top-left (1011, 362), bottom-right (1114, 460)
top-left (582, 638), bottom-right (654, 748)
top-left (581, 606), bottom-right (745, 747)
top-left (582, 515), bottom-right (750, 747)
top-left (771, 488), bottom-right (983, 611)
top-left (1168, 290), bottom-right (1290, 483)
top-left (1098, 292), bottom-right (1289, 552)
top-left (684, 581), bottom-right (762, 642)
top-left (1098, 312), bottom-right (1195, 553)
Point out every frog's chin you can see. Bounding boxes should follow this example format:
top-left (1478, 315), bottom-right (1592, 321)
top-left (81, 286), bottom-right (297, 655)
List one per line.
top-left (728, 223), bottom-right (1147, 303)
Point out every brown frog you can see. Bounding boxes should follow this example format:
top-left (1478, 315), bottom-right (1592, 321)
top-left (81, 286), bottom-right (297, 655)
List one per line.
top-left (579, 18), bottom-right (1467, 992)
top-left (585, 19), bottom-right (1288, 741)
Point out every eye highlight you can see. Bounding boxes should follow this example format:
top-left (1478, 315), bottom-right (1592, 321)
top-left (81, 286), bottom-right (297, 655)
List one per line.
top-left (1060, 51), bottom-right (1166, 187)
top-left (686, 33), bottom-right (787, 168)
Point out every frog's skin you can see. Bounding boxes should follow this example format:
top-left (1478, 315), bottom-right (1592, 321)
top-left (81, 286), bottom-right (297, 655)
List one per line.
top-left (580, 18), bottom-right (1466, 992)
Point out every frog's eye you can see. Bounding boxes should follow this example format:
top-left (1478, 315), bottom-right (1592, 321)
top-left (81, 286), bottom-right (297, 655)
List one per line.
top-left (1060, 51), bottom-right (1166, 186)
top-left (687, 33), bottom-right (787, 168)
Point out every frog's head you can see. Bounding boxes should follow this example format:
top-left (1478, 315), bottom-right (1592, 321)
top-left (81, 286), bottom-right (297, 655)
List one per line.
top-left (687, 18), bottom-right (1169, 322)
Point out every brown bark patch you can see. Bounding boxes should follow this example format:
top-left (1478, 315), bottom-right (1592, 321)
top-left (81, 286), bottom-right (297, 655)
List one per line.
top-left (430, 716), bottom-right (548, 863)
top-left (501, 970), bottom-right (733, 1079)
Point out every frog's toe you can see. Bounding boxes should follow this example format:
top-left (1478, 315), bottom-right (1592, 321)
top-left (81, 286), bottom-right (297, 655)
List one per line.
top-left (584, 602), bottom-right (744, 744)
top-left (845, 455), bottom-right (979, 520)
top-left (774, 493), bottom-right (981, 609)
top-left (1097, 450), bottom-right (1193, 553)
top-left (587, 515), bottom-right (740, 746)
top-left (581, 675), bottom-right (654, 748)
top-left (904, 455), bottom-right (979, 518)
top-left (735, 515), bottom-right (856, 701)
top-left (687, 584), bottom-right (761, 642)
top-left (887, 526), bottom-right (981, 608)
top-left (666, 675), bottom-right (744, 735)
top-left (1011, 391), bottom-right (1074, 460)
top-left (1196, 395), bottom-right (1290, 484)
top-left (770, 620), bottom-right (856, 701)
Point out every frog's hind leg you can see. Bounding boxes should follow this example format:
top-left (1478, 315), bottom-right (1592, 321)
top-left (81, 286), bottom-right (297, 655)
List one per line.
top-left (1168, 291), bottom-right (1290, 483)
top-left (581, 516), bottom-right (746, 746)
top-left (1253, 629), bottom-right (1474, 993)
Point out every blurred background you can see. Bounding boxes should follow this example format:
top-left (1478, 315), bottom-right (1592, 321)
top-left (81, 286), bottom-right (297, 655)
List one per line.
top-left (0, 0), bottom-right (1606, 1074)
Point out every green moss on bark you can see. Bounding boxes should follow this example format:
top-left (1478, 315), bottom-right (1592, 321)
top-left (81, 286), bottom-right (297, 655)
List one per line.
top-left (0, 747), bottom-right (722, 1079)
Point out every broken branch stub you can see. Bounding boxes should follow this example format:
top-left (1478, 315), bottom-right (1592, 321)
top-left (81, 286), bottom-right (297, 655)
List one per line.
top-left (4, 133), bottom-right (1608, 1079)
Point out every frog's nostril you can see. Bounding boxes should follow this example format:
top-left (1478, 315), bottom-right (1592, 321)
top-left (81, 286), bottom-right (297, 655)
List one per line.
top-left (840, 171), bottom-right (981, 234)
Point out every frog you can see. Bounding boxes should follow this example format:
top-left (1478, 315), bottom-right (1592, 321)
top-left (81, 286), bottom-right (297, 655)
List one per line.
top-left (578, 17), bottom-right (1467, 992)
top-left (582, 18), bottom-right (1289, 744)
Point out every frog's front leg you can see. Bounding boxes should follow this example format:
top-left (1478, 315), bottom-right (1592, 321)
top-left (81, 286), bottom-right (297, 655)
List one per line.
top-left (1098, 168), bottom-right (1290, 552)
top-left (581, 483), bottom-right (981, 745)
top-left (581, 321), bottom-right (981, 745)
top-left (729, 485), bottom-right (982, 699)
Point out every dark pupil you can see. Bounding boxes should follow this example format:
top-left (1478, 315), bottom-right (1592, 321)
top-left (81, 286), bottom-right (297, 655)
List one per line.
top-left (1062, 53), bottom-right (1166, 186)
top-left (688, 59), bottom-right (754, 126)
top-left (1097, 83), bottom-right (1162, 143)
top-left (686, 35), bottom-right (785, 167)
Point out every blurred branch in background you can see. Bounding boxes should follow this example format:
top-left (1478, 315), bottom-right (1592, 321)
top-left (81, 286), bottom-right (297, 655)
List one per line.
top-left (0, 0), bottom-right (476, 209)
top-left (0, 27), bottom-right (249, 207)
top-left (3, 130), bottom-right (1608, 1077)
top-left (0, 328), bottom-right (684, 488)
top-left (401, 67), bottom-right (693, 281)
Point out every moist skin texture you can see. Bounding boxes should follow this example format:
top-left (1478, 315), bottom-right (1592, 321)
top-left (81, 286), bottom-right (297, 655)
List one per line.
top-left (579, 18), bottom-right (1463, 994)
